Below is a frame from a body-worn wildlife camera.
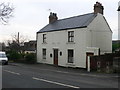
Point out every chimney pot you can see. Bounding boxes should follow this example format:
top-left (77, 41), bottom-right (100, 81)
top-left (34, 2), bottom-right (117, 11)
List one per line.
top-left (49, 12), bottom-right (58, 24)
top-left (94, 2), bottom-right (104, 15)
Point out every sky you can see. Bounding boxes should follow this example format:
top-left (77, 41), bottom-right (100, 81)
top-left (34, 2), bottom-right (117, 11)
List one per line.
top-left (0, 0), bottom-right (119, 43)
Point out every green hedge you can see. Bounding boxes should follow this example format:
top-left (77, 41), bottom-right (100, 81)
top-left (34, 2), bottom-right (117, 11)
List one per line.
top-left (7, 51), bottom-right (36, 64)
top-left (25, 53), bottom-right (36, 64)
top-left (7, 51), bottom-right (22, 60)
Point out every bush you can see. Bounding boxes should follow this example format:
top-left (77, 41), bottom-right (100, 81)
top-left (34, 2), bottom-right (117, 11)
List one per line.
top-left (7, 50), bottom-right (22, 61)
top-left (25, 53), bottom-right (36, 64)
top-left (112, 43), bottom-right (120, 52)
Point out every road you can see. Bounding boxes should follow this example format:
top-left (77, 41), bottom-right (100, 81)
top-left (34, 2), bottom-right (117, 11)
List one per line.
top-left (2, 63), bottom-right (119, 89)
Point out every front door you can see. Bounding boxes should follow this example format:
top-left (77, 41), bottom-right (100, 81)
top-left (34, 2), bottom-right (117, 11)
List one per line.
top-left (53, 49), bottom-right (58, 66)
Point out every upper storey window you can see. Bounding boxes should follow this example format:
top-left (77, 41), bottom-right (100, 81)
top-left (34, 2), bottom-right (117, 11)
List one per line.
top-left (68, 31), bottom-right (74, 42)
top-left (43, 34), bottom-right (46, 43)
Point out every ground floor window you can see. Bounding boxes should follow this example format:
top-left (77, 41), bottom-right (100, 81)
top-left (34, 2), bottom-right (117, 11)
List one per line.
top-left (42, 49), bottom-right (46, 59)
top-left (68, 49), bottom-right (74, 63)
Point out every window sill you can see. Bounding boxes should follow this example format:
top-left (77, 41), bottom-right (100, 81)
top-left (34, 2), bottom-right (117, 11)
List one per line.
top-left (42, 42), bottom-right (47, 44)
top-left (66, 42), bottom-right (75, 44)
top-left (43, 58), bottom-right (46, 59)
top-left (66, 63), bottom-right (75, 66)
top-left (42, 59), bottom-right (47, 61)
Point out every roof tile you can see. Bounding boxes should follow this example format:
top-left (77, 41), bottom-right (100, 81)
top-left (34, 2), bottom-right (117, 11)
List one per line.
top-left (38, 13), bottom-right (97, 33)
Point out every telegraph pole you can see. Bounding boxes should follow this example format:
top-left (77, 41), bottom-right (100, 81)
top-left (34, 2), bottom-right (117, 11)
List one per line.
top-left (18, 32), bottom-right (19, 44)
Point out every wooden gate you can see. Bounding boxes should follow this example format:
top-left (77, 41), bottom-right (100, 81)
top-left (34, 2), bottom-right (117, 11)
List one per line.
top-left (86, 52), bottom-right (94, 69)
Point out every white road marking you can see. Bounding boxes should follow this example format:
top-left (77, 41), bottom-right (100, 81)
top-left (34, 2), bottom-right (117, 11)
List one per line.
top-left (55, 70), bottom-right (69, 74)
top-left (3, 70), bottom-right (20, 75)
top-left (32, 77), bottom-right (80, 88)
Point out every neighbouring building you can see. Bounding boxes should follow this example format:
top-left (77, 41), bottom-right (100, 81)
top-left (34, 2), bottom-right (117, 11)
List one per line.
top-left (37, 2), bottom-right (112, 69)
top-left (24, 40), bottom-right (37, 53)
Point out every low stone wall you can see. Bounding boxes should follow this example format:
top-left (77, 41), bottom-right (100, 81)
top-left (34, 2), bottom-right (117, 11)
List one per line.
top-left (90, 51), bottom-right (120, 73)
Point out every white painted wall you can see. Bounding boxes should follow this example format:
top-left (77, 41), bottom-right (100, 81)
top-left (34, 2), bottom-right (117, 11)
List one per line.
top-left (37, 13), bottom-right (112, 68)
top-left (88, 13), bottom-right (112, 54)
top-left (37, 28), bottom-right (88, 68)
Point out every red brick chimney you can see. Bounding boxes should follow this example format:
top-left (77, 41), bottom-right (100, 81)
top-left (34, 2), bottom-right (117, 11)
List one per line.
top-left (49, 12), bottom-right (58, 24)
top-left (94, 2), bottom-right (104, 15)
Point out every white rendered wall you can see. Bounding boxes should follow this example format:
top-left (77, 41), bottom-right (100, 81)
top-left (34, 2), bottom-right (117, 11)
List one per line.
top-left (37, 13), bottom-right (112, 68)
top-left (37, 28), bottom-right (88, 68)
top-left (88, 13), bottom-right (112, 54)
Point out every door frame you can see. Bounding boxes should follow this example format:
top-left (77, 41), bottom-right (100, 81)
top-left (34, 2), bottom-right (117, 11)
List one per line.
top-left (53, 49), bottom-right (58, 66)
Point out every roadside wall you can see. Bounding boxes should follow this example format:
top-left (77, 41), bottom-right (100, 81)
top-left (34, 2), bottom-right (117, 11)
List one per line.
top-left (90, 51), bottom-right (120, 73)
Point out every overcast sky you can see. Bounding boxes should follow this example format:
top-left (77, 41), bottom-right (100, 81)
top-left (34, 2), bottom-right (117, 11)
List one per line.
top-left (0, 0), bottom-right (119, 42)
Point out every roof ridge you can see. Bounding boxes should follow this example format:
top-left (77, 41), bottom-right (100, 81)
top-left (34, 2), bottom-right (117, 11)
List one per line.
top-left (57, 13), bottom-right (95, 21)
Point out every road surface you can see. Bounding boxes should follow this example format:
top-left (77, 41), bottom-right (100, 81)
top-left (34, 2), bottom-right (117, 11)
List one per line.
top-left (2, 63), bottom-right (119, 89)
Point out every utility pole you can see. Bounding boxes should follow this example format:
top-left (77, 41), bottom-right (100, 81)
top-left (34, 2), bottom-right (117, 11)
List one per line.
top-left (18, 32), bottom-right (19, 44)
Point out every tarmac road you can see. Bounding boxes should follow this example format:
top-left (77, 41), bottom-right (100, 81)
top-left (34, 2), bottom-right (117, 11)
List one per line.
top-left (2, 63), bottom-right (119, 89)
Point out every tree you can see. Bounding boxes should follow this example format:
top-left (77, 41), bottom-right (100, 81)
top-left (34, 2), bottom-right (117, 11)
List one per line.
top-left (5, 33), bottom-right (28, 60)
top-left (0, 42), bottom-right (6, 51)
top-left (112, 43), bottom-right (120, 52)
top-left (11, 32), bottom-right (28, 46)
top-left (7, 32), bottom-right (28, 53)
top-left (0, 2), bottom-right (14, 24)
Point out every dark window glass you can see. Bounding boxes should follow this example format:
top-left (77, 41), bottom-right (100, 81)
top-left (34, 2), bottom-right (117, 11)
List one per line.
top-left (42, 49), bottom-right (46, 59)
top-left (43, 34), bottom-right (46, 43)
top-left (68, 31), bottom-right (74, 42)
top-left (68, 50), bottom-right (74, 63)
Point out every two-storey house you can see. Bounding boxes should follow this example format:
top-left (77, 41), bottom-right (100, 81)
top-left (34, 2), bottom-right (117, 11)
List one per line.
top-left (37, 2), bottom-right (112, 68)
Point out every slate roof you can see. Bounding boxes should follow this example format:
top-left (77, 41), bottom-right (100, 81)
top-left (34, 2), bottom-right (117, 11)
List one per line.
top-left (37, 13), bottom-right (97, 33)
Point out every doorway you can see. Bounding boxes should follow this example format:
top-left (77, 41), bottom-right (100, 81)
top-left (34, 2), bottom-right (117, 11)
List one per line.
top-left (86, 52), bottom-right (94, 69)
top-left (53, 49), bottom-right (58, 66)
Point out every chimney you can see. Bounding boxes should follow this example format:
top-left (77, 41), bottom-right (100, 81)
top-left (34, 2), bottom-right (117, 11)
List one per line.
top-left (94, 2), bottom-right (104, 15)
top-left (49, 12), bottom-right (58, 24)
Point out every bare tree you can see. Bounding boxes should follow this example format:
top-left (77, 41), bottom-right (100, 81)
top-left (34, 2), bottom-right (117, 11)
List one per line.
top-left (0, 42), bottom-right (6, 51)
top-left (11, 32), bottom-right (28, 46)
top-left (0, 2), bottom-right (14, 24)
top-left (6, 32), bottom-right (29, 53)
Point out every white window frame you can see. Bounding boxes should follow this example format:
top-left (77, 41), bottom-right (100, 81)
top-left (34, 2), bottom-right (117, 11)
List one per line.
top-left (68, 49), bottom-right (74, 63)
top-left (68, 31), bottom-right (74, 42)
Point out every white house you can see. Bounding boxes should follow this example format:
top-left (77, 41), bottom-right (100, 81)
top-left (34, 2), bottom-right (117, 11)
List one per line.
top-left (37, 2), bottom-right (112, 68)
top-left (118, 1), bottom-right (120, 40)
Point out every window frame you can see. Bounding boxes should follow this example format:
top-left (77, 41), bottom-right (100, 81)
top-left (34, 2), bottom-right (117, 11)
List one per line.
top-left (43, 34), bottom-right (46, 43)
top-left (68, 49), bottom-right (74, 63)
top-left (42, 48), bottom-right (46, 59)
top-left (68, 31), bottom-right (74, 42)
